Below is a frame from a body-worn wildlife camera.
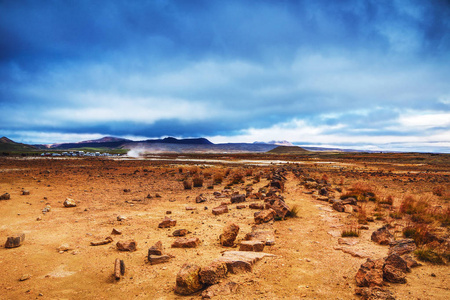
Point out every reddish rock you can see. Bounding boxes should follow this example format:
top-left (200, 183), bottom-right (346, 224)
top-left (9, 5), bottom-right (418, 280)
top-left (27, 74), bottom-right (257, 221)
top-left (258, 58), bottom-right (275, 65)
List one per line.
top-left (236, 204), bottom-right (246, 209)
top-left (220, 223), bottom-right (240, 247)
top-left (199, 261), bottom-right (228, 285)
top-left (172, 237), bottom-right (200, 248)
top-left (158, 217), bottom-right (176, 228)
top-left (173, 229), bottom-right (189, 237)
top-left (202, 281), bottom-right (238, 299)
top-left (388, 238), bottom-right (416, 256)
top-left (148, 241), bottom-right (163, 255)
top-left (384, 253), bottom-right (409, 273)
top-left (239, 240), bottom-right (265, 252)
top-left (249, 203), bottom-right (264, 210)
top-left (332, 200), bottom-right (345, 212)
top-left (111, 228), bottom-right (122, 235)
top-left (216, 251), bottom-right (276, 274)
top-left (63, 198), bottom-right (77, 207)
top-left (196, 194), bottom-right (206, 203)
top-left (212, 205), bottom-right (228, 215)
top-left (266, 199), bottom-right (290, 219)
top-left (116, 240), bottom-right (137, 251)
top-left (254, 209), bottom-right (276, 224)
top-left (245, 223), bottom-right (276, 245)
top-left (0, 193), bottom-right (10, 200)
top-left (355, 258), bottom-right (384, 287)
top-left (5, 233), bottom-right (25, 248)
top-left (174, 263), bottom-right (203, 295)
top-left (383, 264), bottom-right (406, 283)
top-left (403, 255), bottom-right (421, 269)
top-left (231, 194), bottom-right (246, 203)
top-left (355, 287), bottom-right (395, 300)
top-left (90, 236), bottom-right (113, 246)
top-left (371, 226), bottom-right (394, 245)
top-left (21, 190), bottom-right (30, 195)
top-left (114, 259), bottom-right (125, 280)
top-left (148, 255), bottom-right (171, 265)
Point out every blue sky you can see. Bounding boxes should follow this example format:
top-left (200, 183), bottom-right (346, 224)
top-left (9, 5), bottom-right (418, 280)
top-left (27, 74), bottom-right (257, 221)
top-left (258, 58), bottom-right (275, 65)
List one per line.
top-left (1, 0), bottom-right (449, 152)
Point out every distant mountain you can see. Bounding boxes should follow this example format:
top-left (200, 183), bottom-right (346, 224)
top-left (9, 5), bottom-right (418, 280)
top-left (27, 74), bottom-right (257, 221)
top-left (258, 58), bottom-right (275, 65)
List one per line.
top-left (145, 137), bottom-right (213, 145)
top-left (267, 145), bottom-right (308, 154)
top-left (0, 136), bottom-right (38, 151)
top-left (78, 136), bottom-right (132, 144)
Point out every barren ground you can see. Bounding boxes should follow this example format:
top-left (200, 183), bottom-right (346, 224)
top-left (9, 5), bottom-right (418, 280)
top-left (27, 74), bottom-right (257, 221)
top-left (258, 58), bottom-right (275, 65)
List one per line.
top-left (0, 153), bottom-right (448, 299)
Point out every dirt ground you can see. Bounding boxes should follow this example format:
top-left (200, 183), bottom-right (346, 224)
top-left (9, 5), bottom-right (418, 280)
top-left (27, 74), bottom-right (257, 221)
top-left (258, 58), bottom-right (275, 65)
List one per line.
top-left (0, 154), bottom-right (448, 300)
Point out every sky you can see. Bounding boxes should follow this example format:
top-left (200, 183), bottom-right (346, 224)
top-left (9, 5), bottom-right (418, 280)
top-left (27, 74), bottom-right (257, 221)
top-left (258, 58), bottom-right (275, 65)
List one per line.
top-left (1, 0), bottom-right (449, 152)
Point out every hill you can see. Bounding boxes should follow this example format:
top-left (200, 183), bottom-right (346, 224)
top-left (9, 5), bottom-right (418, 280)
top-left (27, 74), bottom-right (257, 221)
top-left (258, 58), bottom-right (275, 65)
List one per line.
top-left (267, 145), bottom-right (309, 154)
top-left (0, 137), bottom-right (38, 152)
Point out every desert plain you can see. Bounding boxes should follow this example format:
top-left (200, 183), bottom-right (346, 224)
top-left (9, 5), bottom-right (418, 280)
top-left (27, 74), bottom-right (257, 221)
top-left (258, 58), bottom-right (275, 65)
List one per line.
top-left (0, 152), bottom-right (449, 300)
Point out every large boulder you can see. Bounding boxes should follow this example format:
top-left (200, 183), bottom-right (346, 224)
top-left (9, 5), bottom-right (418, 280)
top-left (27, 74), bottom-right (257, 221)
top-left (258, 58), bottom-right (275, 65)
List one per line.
top-left (148, 241), bottom-right (163, 256)
top-left (199, 261), bottom-right (228, 285)
top-left (174, 263), bottom-right (203, 295)
top-left (355, 258), bottom-right (384, 287)
top-left (212, 205), bottom-right (229, 215)
top-left (383, 264), bottom-right (406, 284)
top-left (219, 223), bottom-right (240, 247)
top-left (371, 226), bottom-right (394, 245)
top-left (384, 253), bottom-right (409, 273)
top-left (388, 239), bottom-right (416, 256)
top-left (239, 240), bottom-right (265, 252)
top-left (266, 199), bottom-right (290, 219)
top-left (172, 237), bottom-right (200, 248)
top-left (116, 240), bottom-right (137, 251)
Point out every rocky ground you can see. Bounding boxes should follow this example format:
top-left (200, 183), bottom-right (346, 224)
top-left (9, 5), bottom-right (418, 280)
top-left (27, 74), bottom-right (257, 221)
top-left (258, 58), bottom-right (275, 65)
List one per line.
top-left (0, 154), bottom-right (448, 299)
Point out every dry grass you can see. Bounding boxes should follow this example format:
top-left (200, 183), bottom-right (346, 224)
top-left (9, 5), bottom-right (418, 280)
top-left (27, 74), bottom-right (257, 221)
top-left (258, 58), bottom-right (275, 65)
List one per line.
top-left (340, 182), bottom-right (377, 202)
top-left (341, 226), bottom-right (360, 237)
top-left (193, 176), bottom-right (203, 187)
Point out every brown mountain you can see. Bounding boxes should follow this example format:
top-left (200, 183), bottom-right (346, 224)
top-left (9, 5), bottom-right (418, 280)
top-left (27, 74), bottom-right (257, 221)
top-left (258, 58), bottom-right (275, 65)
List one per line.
top-left (0, 137), bottom-right (38, 151)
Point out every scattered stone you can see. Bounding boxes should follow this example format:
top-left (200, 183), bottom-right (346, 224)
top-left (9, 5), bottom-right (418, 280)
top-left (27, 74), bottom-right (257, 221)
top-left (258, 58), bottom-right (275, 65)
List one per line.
top-left (344, 204), bottom-right (354, 213)
top-left (148, 255), bottom-right (172, 265)
top-left (111, 228), bottom-right (122, 235)
top-left (174, 263), bottom-right (203, 295)
top-left (371, 226), bottom-right (394, 245)
top-left (199, 261), bottom-right (228, 285)
top-left (148, 241), bottom-right (163, 255)
top-left (212, 205), bottom-right (229, 215)
top-left (57, 244), bottom-right (72, 252)
top-left (63, 198), bottom-right (76, 207)
top-left (334, 246), bottom-right (369, 258)
top-left (384, 253), bottom-right (409, 273)
top-left (202, 281), bottom-right (238, 299)
top-left (123, 189), bottom-right (131, 193)
top-left (185, 206), bottom-right (197, 210)
top-left (22, 190), bottom-right (30, 195)
top-left (90, 236), bottom-right (113, 246)
top-left (196, 194), bottom-right (207, 203)
top-left (36, 216), bottom-right (42, 221)
top-left (403, 255), bottom-right (421, 269)
top-left (383, 264), bottom-right (406, 283)
top-left (155, 193), bottom-right (161, 198)
top-left (231, 194), bottom-right (246, 203)
top-left (158, 217), bottom-right (177, 228)
top-left (42, 205), bottom-right (51, 213)
top-left (316, 196), bottom-right (329, 202)
top-left (236, 204), bottom-right (246, 209)
top-left (116, 240), bottom-right (137, 251)
top-left (245, 223), bottom-right (276, 245)
top-left (388, 239), bottom-right (416, 256)
top-left (249, 203), bottom-right (264, 210)
top-left (266, 199), bottom-right (290, 219)
top-left (355, 287), bottom-right (395, 300)
top-left (359, 225), bottom-right (370, 230)
top-left (254, 209), bottom-right (276, 224)
top-left (19, 274), bottom-right (31, 281)
top-left (0, 193), bottom-right (10, 200)
top-left (173, 229), bottom-right (189, 237)
top-left (5, 233), bottom-right (25, 248)
top-left (220, 223), bottom-right (240, 247)
top-left (355, 258), bottom-right (384, 287)
top-left (166, 211), bottom-right (172, 214)
top-left (338, 238), bottom-right (359, 246)
top-left (114, 258), bottom-right (125, 280)
top-left (117, 215), bottom-right (127, 221)
top-left (239, 240), bottom-right (265, 252)
top-left (172, 237), bottom-right (200, 248)
top-left (215, 251), bottom-right (276, 274)
top-left (332, 200), bottom-right (345, 212)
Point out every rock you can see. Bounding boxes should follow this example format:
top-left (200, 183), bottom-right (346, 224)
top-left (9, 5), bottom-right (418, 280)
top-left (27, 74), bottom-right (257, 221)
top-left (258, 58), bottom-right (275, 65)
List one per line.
top-left (249, 203), bottom-right (264, 210)
top-left (22, 190), bottom-right (30, 195)
top-left (254, 209), bottom-right (276, 224)
top-left (42, 205), bottom-right (51, 213)
top-left (388, 238), bottom-right (416, 256)
top-left (403, 255), bottom-right (421, 269)
top-left (332, 200), bottom-right (345, 212)
top-left (215, 251), bottom-right (276, 274)
top-left (220, 223), bottom-right (240, 247)
top-left (355, 287), bottom-right (395, 300)
top-left (111, 228), bottom-right (122, 235)
top-left (0, 193), bottom-right (10, 200)
top-left (384, 253), bottom-right (409, 273)
top-left (117, 215), bottom-right (127, 221)
top-left (196, 194), bottom-right (207, 203)
top-left (231, 194), bottom-right (246, 203)
top-left (383, 264), bottom-right (406, 283)
top-left (199, 261), bottom-right (228, 285)
top-left (148, 241), bottom-right (163, 255)
top-left (185, 206), bottom-right (197, 210)
top-left (270, 180), bottom-right (284, 191)
top-left (317, 196), bottom-right (329, 201)
top-left (212, 205), bottom-right (228, 215)
top-left (371, 226), bottom-right (394, 245)
top-left (19, 274), bottom-right (31, 281)
top-left (174, 263), bottom-right (203, 295)
top-left (172, 237), bottom-right (200, 248)
top-left (57, 244), bottom-right (72, 252)
top-left (334, 246), bottom-right (369, 258)
top-left (342, 197), bottom-right (357, 205)
top-left (202, 281), bottom-right (238, 299)
top-left (5, 233), bottom-right (25, 248)
top-left (158, 217), bottom-right (176, 228)
top-left (239, 240), bottom-right (265, 252)
top-left (90, 236), bottom-right (113, 246)
top-left (116, 240), bottom-right (137, 251)
top-left (123, 189), bottom-right (131, 193)
top-left (236, 204), bottom-right (246, 209)
top-left (355, 258), bottom-right (384, 287)
top-left (148, 255), bottom-right (171, 265)
top-left (344, 204), bottom-right (354, 213)
top-left (63, 198), bottom-right (76, 207)
top-left (338, 238), bottom-right (359, 246)
top-left (114, 259), bottom-right (125, 280)
top-left (266, 199), bottom-right (290, 219)
top-left (359, 225), bottom-right (370, 230)
top-left (166, 211), bottom-right (172, 214)
top-left (173, 229), bottom-right (189, 237)
top-left (245, 223), bottom-right (276, 245)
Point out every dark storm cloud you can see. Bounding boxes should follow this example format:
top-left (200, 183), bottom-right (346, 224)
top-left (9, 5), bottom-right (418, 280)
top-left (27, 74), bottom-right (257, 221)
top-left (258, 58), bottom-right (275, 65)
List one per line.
top-left (0, 0), bottom-right (449, 151)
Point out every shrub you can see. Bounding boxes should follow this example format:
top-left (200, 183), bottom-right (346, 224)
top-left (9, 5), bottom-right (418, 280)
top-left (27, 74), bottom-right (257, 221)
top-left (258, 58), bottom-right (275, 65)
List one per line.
top-left (231, 172), bottom-right (244, 185)
top-left (245, 169), bottom-right (253, 176)
top-left (287, 204), bottom-right (300, 218)
top-left (213, 173), bottom-right (223, 185)
top-left (389, 211), bottom-right (403, 219)
top-left (193, 176), bottom-right (203, 187)
top-left (379, 195), bottom-right (394, 206)
top-left (340, 182), bottom-right (376, 202)
top-left (183, 180), bottom-right (192, 190)
top-left (432, 186), bottom-right (444, 197)
top-left (414, 247), bottom-right (446, 265)
top-left (357, 205), bottom-right (368, 224)
top-left (341, 226), bottom-right (360, 237)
